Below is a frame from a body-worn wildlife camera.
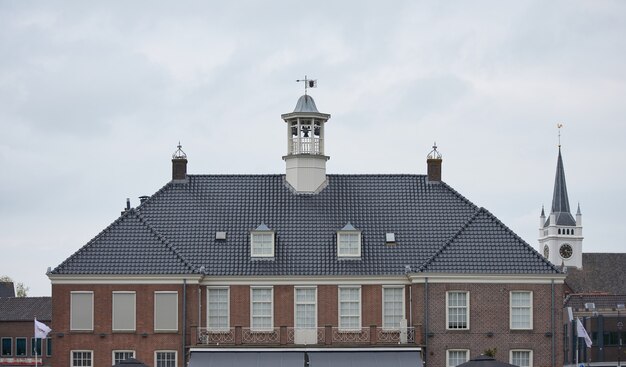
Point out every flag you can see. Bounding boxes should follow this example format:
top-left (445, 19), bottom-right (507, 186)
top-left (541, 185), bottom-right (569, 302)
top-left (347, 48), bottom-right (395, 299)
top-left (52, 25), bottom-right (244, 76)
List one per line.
top-left (308, 80), bottom-right (317, 88)
top-left (577, 318), bottom-right (592, 348)
top-left (34, 318), bottom-right (51, 339)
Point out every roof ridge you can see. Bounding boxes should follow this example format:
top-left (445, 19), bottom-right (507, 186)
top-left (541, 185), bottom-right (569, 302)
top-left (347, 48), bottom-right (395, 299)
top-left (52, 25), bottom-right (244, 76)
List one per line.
top-left (133, 212), bottom-right (197, 273)
top-left (440, 181), bottom-right (478, 209)
top-left (419, 207), bottom-right (483, 272)
top-left (478, 207), bottom-right (562, 273)
top-left (51, 208), bottom-right (136, 274)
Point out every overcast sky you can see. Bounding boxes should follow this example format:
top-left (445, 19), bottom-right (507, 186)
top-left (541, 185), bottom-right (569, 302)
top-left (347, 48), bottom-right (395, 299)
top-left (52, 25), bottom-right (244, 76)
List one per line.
top-left (1, 1), bottom-right (625, 296)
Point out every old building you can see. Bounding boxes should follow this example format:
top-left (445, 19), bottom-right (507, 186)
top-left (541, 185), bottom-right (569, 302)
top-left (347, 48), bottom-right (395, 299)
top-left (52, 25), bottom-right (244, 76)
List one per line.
top-left (0, 297), bottom-right (52, 367)
top-left (49, 93), bottom-right (565, 367)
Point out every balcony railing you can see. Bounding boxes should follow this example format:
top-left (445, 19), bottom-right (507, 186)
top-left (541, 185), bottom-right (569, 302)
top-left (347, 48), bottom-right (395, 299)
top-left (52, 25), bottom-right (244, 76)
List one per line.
top-left (290, 137), bottom-right (323, 155)
top-left (194, 326), bottom-right (416, 346)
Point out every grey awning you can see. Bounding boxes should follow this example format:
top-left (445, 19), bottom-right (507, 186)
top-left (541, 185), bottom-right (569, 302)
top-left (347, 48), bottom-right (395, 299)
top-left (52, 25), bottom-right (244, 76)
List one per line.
top-left (188, 351), bottom-right (304, 367)
top-left (308, 350), bottom-right (422, 367)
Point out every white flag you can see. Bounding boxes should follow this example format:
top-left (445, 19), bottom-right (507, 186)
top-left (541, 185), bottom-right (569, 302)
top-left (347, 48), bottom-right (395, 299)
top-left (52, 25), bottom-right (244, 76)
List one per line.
top-left (577, 318), bottom-right (592, 348)
top-left (34, 318), bottom-right (51, 339)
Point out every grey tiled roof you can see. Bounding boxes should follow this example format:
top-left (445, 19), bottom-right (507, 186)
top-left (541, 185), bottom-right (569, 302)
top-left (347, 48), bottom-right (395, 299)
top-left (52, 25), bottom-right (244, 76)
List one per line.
top-left (0, 282), bottom-right (15, 297)
top-left (52, 175), bottom-right (559, 276)
top-left (0, 297), bottom-right (51, 321)
top-left (293, 95), bottom-right (319, 113)
top-left (565, 253), bottom-right (626, 294)
top-left (564, 294), bottom-right (626, 310)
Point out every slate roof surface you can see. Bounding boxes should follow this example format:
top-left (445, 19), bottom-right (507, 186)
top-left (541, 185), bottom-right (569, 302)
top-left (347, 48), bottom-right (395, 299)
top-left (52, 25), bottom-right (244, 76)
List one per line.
top-left (564, 294), bottom-right (626, 310)
top-left (52, 174), bottom-right (559, 276)
top-left (565, 253), bottom-right (626, 294)
top-left (0, 297), bottom-right (51, 321)
top-left (0, 282), bottom-right (15, 297)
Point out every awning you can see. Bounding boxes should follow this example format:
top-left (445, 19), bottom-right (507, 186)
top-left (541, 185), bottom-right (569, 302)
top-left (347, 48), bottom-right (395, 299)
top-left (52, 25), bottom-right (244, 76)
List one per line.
top-left (308, 350), bottom-right (422, 367)
top-left (188, 351), bottom-right (304, 367)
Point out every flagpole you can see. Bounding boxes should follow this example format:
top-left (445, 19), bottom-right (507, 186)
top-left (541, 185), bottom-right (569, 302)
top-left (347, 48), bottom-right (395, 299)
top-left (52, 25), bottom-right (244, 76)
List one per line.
top-left (34, 317), bottom-right (38, 367)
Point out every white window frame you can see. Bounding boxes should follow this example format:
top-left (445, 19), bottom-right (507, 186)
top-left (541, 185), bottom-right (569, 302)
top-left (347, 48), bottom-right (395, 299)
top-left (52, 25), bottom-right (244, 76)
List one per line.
top-left (294, 286), bottom-right (317, 329)
top-left (1, 337), bottom-right (12, 357)
top-left (112, 291), bottom-right (136, 332)
top-left (447, 349), bottom-right (469, 367)
top-left (510, 349), bottom-right (533, 367)
top-left (250, 287), bottom-right (274, 331)
top-left (155, 350), bottom-right (177, 367)
top-left (510, 291), bottom-right (533, 330)
top-left (31, 338), bottom-right (42, 357)
top-left (382, 286), bottom-right (405, 330)
top-left (112, 350), bottom-right (136, 365)
top-left (154, 291), bottom-right (179, 332)
top-left (338, 286), bottom-right (361, 331)
top-left (337, 231), bottom-right (362, 258)
top-left (250, 231), bottom-right (275, 258)
top-left (70, 291), bottom-right (94, 331)
top-left (15, 337), bottom-right (27, 357)
top-left (207, 286), bottom-right (230, 331)
top-left (446, 291), bottom-right (470, 330)
top-left (70, 350), bottom-right (93, 367)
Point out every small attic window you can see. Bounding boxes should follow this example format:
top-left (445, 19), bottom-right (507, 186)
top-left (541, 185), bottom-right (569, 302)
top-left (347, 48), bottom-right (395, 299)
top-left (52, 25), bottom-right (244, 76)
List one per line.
top-left (251, 224), bottom-right (274, 258)
top-left (216, 232), bottom-right (227, 240)
top-left (337, 223), bottom-right (361, 258)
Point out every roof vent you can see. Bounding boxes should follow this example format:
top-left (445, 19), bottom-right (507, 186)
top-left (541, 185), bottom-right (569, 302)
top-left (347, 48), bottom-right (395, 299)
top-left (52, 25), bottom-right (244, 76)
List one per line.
top-left (584, 302), bottom-right (596, 310)
top-left (386, 233), bottom-right (396, 244)
top-left (216, 232), bottom-right (227, 240)
top-left (139, 196), bottom-right (149, 204)
top-left (617, 303), bottom-right (625, 310)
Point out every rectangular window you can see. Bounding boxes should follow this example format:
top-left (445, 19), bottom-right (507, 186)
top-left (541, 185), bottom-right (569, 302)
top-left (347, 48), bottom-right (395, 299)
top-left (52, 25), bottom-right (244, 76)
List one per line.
top-left (383, 287), bottom-right (404, 329)
top-left (31, 338), bottom-right (42, 356)
top-left (447, 291), bottom-right (469, 329)
top-left (510, 291), bottom-right (533, 329)
top-left (154, 291), bottom-right (178, 331)
top-left (207, 287), bottom-right (229, 331)
top-left (339, 286), bottom-right (361, 330)
top-left (447, 349), bottom-right (469, 367)
top-left (113, 350), bottom-right (135, 365)
top-left (251, 232), bottom-right (274, 257)
top-left (511, 350), bottom-right (532, 367)
top-left (1, 337), bottom-right (12, 356)
top-left (15, 338), bottom-right (26, 357)
top-left (155, 351), bottom-right (177, 367)
top-left (251, 287), bottom-right (273, 331)
top-left (71, 351), bottom-right (92, 367)
top-left (46, 338), bottom-right (52, 357)
top-left (337, 232), bottom-right (361, 257)
top-left (295, 287), bottom-right (317, 329)
top-left (113, 292), bottom-right (136, 331)
top-left (70, 291), bottom-right (94, 331)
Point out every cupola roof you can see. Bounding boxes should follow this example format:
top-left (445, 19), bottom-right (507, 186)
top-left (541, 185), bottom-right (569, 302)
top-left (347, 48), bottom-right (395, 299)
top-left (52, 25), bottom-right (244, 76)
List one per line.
top-left (293, 95), bottom-right (319, 113)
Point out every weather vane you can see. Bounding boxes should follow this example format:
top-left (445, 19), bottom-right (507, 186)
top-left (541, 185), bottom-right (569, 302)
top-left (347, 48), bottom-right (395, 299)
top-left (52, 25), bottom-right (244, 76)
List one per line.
top-left (296, 75), bottom-right (317, 95)
top-left (557, 123), bottom-right (564, 147)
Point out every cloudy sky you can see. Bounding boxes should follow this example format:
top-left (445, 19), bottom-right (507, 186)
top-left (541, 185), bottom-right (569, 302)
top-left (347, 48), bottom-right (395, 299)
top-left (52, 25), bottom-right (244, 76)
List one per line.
top-left (1, 1), bottom-right (625, 296)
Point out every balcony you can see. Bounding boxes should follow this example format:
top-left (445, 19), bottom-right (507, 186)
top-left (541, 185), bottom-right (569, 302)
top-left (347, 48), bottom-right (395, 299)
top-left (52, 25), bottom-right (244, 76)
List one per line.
top-left (194, 326), bottom-right (417, 346)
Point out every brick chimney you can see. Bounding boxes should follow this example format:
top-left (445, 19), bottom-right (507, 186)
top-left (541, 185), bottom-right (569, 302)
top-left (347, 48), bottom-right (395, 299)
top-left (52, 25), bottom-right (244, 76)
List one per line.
top-left (426, 143), bottom-right (442, 183)
top-left (171, 143), bottom-right (188, 181)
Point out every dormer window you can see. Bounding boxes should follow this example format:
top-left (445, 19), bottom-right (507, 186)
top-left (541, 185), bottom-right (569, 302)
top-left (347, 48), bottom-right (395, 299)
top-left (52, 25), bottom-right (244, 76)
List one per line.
top-left (337, 223), bottom-right (361, 258)
top-left (251, 224), bottom-right (274, 258)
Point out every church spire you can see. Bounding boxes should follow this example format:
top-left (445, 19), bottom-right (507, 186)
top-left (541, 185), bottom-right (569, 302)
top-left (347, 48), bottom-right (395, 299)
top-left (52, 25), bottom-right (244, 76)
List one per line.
top-left (551, 146), bottom-right (571, 214)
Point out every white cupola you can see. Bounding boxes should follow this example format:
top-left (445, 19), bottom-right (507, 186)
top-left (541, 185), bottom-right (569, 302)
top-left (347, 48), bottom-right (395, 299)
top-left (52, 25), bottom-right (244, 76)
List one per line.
top-left (281, 94), bottom-right (331, 193)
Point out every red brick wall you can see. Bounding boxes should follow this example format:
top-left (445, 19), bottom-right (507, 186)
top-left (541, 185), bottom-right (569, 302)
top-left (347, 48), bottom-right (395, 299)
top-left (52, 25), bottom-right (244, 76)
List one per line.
top-left (51, 283), bottom-right (198, 367)
top-left (416, 282), bottom-right (564, 367)
top-left (0, 320), bottom-right (52, 366)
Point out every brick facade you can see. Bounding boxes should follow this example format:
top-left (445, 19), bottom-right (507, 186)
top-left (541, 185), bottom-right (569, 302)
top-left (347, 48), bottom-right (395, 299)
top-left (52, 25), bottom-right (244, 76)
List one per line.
top-left (51, 280), bottom-right (563, 367)
top-left (0, 320), bottom-right (52, 367)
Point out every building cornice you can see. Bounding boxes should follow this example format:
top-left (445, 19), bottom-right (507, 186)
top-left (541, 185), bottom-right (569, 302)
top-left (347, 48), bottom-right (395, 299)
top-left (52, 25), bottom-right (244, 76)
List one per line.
top-left (48, 274), bottom-right (202, 285)
top-left (408, 273), bottom-right (566, 284)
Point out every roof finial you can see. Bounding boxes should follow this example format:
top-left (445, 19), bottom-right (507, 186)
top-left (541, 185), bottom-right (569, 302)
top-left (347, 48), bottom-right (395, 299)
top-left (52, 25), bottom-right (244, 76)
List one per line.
top-left (557, 123), bottom-right (563, 148)
top-left (427, 142), bottom-right (442, 159)
top-left (172, 141), bottom-right (187, 159)
top-left (296, 75), bottom-right (317, 95)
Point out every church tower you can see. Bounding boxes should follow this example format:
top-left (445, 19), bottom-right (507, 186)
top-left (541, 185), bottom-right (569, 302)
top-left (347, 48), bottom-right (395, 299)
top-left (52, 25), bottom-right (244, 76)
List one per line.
top-left (281, 93), bottom-right (331, 193)
top-left (539, 146), bottom-right (584, 269)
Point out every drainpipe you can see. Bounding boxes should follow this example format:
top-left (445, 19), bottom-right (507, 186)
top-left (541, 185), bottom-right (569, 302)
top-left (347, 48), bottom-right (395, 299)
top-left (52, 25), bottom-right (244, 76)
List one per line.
top-left (183, 279), bottom-right (187, 367)
top-left (551, 280), bottom-right (555, 367)
top-left (424, 277), bottom-right (429, 366)
top-left (408, 284), bottom-right (412, 327)
top-left (198, 286), bottom-right (202, 335)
